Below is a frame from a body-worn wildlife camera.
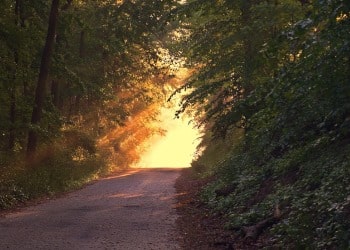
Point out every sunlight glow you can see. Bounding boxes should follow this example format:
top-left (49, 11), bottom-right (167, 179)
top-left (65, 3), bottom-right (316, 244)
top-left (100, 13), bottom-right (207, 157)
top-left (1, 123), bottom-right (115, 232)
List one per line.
top-left (133, 86), bottom-right (202, 168)
top-left (101, 170), bottom-right (140, 180)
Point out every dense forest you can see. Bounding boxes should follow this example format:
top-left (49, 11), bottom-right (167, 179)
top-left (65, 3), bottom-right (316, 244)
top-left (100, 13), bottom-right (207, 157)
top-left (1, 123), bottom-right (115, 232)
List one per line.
top-left (176, 0), bottom-right (350, 248)
top-left (1, 0), bottom-right (349, 248)
top-left (0, 0), bottom-right (179, 205)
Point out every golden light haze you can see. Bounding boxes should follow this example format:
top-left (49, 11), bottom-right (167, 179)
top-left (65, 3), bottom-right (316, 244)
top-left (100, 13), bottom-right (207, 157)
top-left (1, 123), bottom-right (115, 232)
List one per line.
top-left (131, 67), bottom-right (203, 169)
top-left (133, 94), bottom-right (202, 168)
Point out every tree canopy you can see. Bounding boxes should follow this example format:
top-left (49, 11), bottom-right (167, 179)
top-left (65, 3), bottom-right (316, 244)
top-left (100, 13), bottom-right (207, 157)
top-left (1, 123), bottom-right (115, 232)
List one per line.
top-left (174, 0), bottom-right (350, 248)
top-left (1, 0), bottom-right (349, 248)
top-left (0, 0), bottom-right (180, 207)
top-left (0, 0), bottom-right (178, 156)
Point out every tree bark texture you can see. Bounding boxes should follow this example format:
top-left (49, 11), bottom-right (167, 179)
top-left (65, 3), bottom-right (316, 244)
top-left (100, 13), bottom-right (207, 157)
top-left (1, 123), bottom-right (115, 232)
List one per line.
top-left (27, 0), bottom-right (60, 159)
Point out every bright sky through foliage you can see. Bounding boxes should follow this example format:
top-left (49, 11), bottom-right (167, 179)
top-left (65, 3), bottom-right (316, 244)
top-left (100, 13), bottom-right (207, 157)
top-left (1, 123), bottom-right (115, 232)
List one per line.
top-left (134, 96), bottom-right (202, 168)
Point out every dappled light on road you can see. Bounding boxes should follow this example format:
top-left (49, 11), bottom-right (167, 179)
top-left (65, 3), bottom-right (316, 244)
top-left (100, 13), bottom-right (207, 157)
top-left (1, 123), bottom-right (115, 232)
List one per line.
top-left (101, 170), bottom-right (140, 180)
top-left (0, 168), bottom-right (180, 249)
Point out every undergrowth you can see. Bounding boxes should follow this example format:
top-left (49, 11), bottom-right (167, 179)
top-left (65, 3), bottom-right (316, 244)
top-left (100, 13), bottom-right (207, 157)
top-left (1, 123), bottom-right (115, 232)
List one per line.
top-left (193, 129), bottom-right (350, 249)
top-left (192, 128), bottom-right (244, 177)
top-left (0, 130), bottom-right (107, 210)
top-left (0, 101), bottom-right (165, 210)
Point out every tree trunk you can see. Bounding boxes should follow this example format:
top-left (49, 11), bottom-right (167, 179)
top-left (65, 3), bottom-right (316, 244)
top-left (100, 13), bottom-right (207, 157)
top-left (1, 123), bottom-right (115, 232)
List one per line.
top-left (241, 1), bottom-right (254, 95)
top-left (8, 87), bottom-right (16, 151)
top-left (8, 0), bottom-right (23, 151)
top-left (243, 204), bottom-right (282, 241)
top-left (26, 0), bottom-right (60, 160)
top-left (51, 80), bottom-right (60, 108)
top-left (79, 30), bottom-right (86, 58)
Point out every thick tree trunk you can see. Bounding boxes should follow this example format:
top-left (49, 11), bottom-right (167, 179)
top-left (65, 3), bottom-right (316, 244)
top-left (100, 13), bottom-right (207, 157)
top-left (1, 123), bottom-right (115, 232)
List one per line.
top-left (26, 0), bottom-right (60, 160)
top-left (15, 0), bottom-right (25, 27)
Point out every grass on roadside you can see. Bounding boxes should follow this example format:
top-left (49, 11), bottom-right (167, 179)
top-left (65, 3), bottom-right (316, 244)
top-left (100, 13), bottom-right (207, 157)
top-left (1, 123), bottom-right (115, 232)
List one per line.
top-left (0, 132), bottom-right (108, 210)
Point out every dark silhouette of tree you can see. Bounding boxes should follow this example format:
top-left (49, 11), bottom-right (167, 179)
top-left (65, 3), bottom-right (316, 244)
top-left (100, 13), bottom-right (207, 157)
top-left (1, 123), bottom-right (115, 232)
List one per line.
top-left (27, 0), bottom-right (60, 159)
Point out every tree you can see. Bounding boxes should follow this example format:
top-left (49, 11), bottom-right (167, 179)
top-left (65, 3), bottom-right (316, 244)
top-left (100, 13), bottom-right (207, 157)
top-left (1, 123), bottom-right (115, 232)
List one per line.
top-left (175, 0), bottom-right (350, 247)
top-left (172, 0), bottom-right (304, 136)
top-left (0, 0), bottom-right (178, 164)
top-left (26, 0), bottom-right (60, 159)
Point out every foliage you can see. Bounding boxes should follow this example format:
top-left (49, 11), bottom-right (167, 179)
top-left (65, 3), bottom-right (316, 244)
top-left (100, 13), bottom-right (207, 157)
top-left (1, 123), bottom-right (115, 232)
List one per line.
top-left (0, 0), bottom-right (177, 153)
top-left (0, 132), bottom-right (105, 209)
top-left (0, 0), bottom-right (178, 208)
top-left (178, 0), bottom-right (350, 248)
top-left (191, 127), bottom-right (244, 176)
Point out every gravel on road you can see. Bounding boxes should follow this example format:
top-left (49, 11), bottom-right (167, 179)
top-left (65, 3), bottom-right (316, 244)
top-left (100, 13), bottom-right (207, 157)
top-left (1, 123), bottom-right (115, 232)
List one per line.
top-left (0, 168), bottom-right (181, 250)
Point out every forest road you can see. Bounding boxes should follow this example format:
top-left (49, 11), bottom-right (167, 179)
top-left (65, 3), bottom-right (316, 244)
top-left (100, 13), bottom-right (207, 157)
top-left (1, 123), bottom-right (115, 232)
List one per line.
top-left (0, 168), bottom-right (181, 249)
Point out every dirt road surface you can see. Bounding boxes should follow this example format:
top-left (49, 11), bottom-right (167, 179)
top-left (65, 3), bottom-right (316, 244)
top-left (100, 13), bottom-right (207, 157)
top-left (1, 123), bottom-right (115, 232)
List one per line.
top-left (0, 168), bottom-right (181, 249)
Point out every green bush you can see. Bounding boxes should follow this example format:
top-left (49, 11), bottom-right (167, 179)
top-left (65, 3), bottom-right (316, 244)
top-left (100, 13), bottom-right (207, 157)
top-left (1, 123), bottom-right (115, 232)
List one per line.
top-left (0, 132), bottom-right (106, 209)
top-left (197, 134), bottom-right (350, 248)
